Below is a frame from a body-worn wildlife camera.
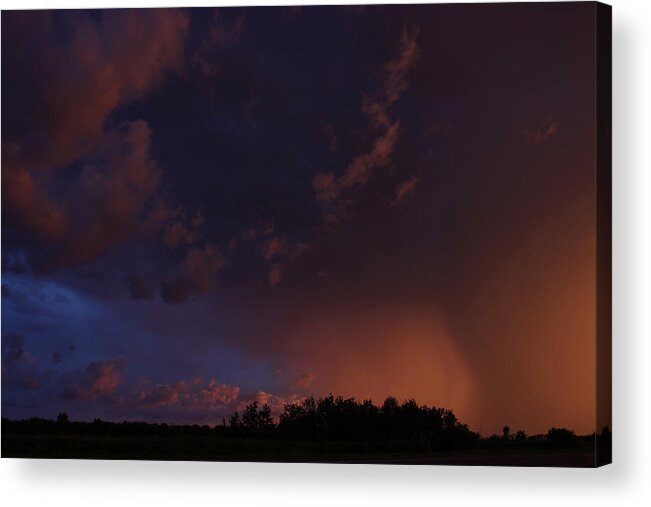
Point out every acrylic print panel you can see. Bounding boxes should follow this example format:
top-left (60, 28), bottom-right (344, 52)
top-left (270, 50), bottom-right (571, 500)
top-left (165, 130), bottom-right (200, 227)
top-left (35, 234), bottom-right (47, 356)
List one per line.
top-left (1, 2), bottom-right (611, 467)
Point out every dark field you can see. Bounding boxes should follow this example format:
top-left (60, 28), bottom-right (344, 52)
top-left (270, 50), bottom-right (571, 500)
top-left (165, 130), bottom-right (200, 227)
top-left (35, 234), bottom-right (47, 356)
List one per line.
top-left (2, 430), bottom-right (601, 467)
top-left (1, 398), bottom-right (611, 467)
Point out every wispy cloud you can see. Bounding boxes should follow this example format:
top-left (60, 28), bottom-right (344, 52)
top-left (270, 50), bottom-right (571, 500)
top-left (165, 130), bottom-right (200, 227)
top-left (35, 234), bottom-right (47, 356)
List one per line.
top-left (313, 26), bottom-right (420, 224)
top-left (390, 175), bottom-right (420, 208)
top-left (524, 115), bottom-right (558, 145)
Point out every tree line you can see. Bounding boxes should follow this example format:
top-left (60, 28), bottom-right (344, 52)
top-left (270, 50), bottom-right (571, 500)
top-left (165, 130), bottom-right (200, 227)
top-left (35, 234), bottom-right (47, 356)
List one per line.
top-left (2, 394), bottom-right (604, 452)
top-left (228, 395), bottom-right (478, 450)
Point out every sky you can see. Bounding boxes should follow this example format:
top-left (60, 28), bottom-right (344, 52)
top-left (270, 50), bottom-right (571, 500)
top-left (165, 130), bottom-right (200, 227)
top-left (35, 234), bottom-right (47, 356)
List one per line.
top-left (2, 3), bottom-right (598, 435)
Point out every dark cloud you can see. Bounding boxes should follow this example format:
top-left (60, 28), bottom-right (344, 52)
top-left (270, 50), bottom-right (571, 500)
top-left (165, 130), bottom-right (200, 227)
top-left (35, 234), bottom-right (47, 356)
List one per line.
top-left (2, 333), bottom-right (44, 389)
top-left (127, 273), bottom-right (155, 301)
top-left (2, 9), bottom-right (188, 172)
top-left (145, 204), bottom-right (205, 249)
top-left (2, 9), bottom-right (190, 272)
top-left (193, 9), bottom-right (246, 81)
top-left (51, 120), bottom-right (161, 269)
top-left (2, 333), bottom-right (28, 364)
top-left (161, 244), bottom-right (226, 304)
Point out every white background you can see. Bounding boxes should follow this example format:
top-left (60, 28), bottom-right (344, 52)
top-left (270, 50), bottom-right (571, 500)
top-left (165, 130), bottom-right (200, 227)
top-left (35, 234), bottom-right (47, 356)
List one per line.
top-left (1, 0), bottom-right (649, 505)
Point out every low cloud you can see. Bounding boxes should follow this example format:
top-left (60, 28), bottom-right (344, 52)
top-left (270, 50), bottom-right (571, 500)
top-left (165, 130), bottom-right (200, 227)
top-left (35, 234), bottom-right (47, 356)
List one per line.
top-left (236, 390), bottom-right (304, 417)
top-left (129, 377), bottom-right (240, 410)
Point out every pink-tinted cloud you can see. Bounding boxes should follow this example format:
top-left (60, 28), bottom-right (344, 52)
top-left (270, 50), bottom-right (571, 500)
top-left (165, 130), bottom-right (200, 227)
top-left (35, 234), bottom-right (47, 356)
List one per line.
top-left (130, 377), bottom-right (240, 410)
top-left (524, 115), bottom-right (559, 145)
top-left (62, 358), bottom-right (126, 401)
top-left (390, 175), bottom-right (420, 208)
top-left (236, 390), bottom-right (304, 417)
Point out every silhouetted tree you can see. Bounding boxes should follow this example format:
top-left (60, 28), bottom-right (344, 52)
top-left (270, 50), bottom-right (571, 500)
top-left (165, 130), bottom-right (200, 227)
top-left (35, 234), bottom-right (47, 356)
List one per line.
top-left (56, 412), bottom-right (69, 424)
top-left (276, 394), bottom-right (478, 450)
top-left (502, 426), bottom-right (510, 440)
top-left (546, 427), bottom-right (576, 448)
top-left (239, 401), bottom-right (276, 437)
